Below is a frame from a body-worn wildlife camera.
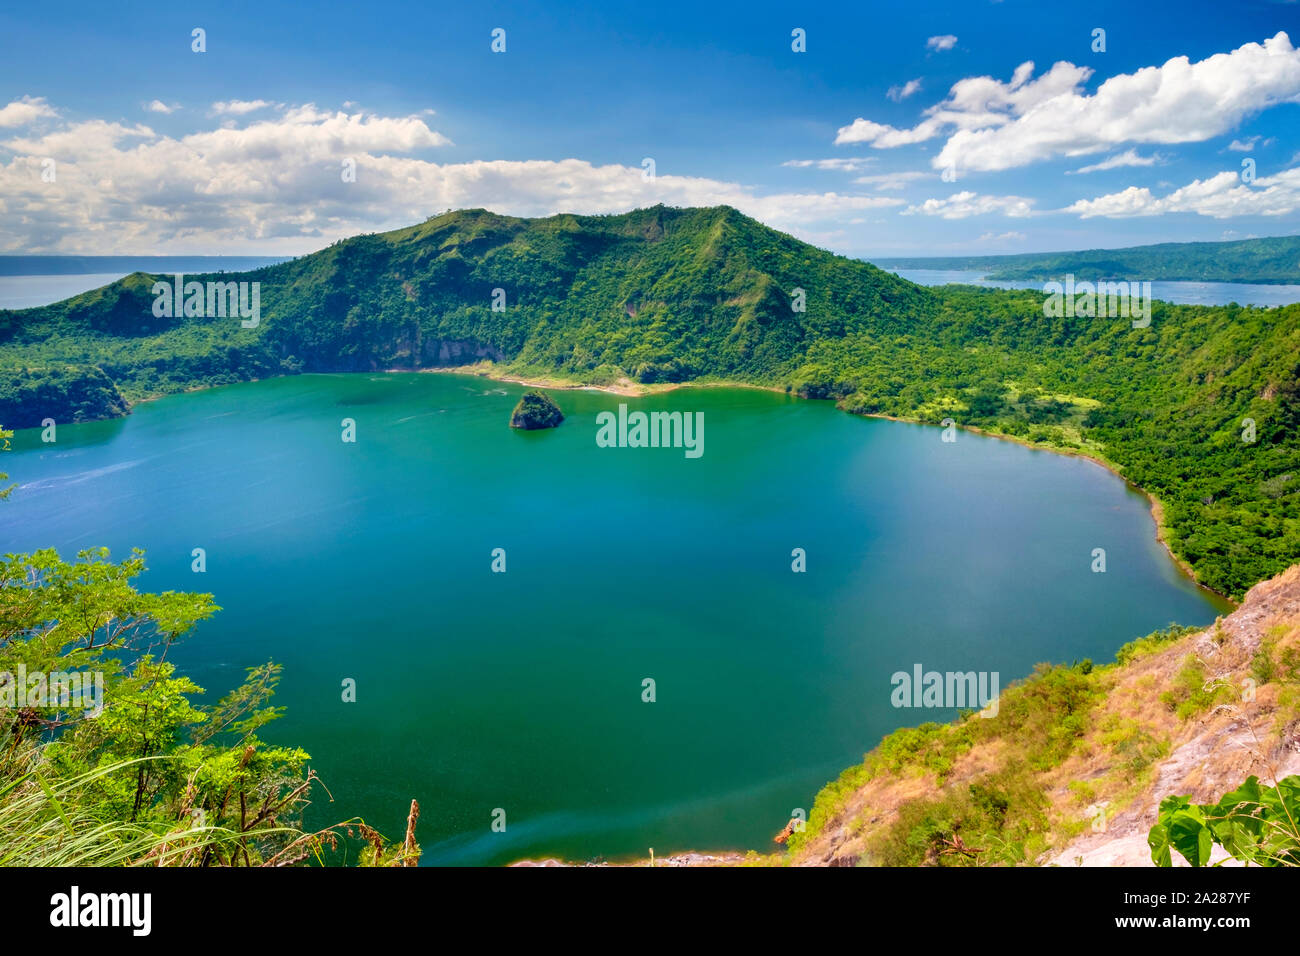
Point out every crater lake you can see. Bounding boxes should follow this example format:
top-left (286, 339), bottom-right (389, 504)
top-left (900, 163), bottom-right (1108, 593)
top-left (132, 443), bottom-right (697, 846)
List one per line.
top-left (1, 372), bottom-right (1231, 864)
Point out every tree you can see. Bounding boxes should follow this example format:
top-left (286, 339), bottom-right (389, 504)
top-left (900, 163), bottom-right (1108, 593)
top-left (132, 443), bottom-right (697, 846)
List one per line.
top-left (0, 425), bottom-right (13, 500)
top-left (0, 545), bottom-right (417, 866)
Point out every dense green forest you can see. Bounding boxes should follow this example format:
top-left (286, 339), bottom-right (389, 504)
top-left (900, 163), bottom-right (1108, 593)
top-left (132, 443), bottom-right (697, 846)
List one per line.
top-left (874, 233), bottom-right (1300, 284)
top-left (1, 205), bottom-right (1297, 598)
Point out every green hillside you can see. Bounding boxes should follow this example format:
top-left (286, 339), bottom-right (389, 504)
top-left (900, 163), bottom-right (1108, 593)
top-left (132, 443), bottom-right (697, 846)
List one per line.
top-left (873, 233), bottom-right (1300, 284)
top-left (1, 205), bottom-right (1297, 599)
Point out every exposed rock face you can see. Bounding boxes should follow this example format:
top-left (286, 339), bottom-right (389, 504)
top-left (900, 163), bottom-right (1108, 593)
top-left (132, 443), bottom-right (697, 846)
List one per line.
top-left (1048, 565), bottom-right (1300, 867)
top-left (509, 390), bottom-right (564, 430)
top-left (422, 338), bottom-right (505, 365)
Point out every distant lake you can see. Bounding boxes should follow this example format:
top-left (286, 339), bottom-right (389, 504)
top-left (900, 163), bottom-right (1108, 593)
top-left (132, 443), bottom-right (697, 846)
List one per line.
top-left (0, 274), bottom-right (137, 310)
top-left (0, 258), bottom-right (289, 310)
top-left (891, 269), bottom-right (1300, 307)
top-left (4, 266), bottom-right (1297, 311)
top-left (1, 374), bottom-right (1230, 864)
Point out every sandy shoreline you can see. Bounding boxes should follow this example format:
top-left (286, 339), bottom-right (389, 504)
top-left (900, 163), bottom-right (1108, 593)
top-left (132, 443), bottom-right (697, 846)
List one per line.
top-left (413, 361), bottom-right (786, 398)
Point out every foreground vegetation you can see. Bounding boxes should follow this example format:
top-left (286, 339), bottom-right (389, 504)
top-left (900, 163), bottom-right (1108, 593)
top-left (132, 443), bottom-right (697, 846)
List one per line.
top-left (1, 205), bottom-right (1296, 598)
top-left (0, 546), bottom-right (418, 866)
top-left (786, 584), bottom-right (1300, 867)
top-left (1151, 775), bottom-right (1300, 867)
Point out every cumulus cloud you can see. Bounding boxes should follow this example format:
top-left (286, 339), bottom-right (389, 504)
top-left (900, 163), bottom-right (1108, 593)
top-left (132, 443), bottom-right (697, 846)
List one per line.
top-left (902, 191), bottom-right (1035, 219)
top-left (4, 120), bottom-right (155, 156)
top-left (1065, 166), bottom-right (1300, 219)
top-left (978, 231), bottom-right (1026, 241)
top-left (887, 79), bottom-right (923, 102)
top-left (835, 33), bottom-right (1300, 173)
top-left (145, 100), bottom-right (179, 115)
top-left (835, 59), bottom-right (1089, 147)
top-left (0, 96), bottom-right (57, 128)
top-left (835, 117), bottom-right (942, 148)
top-left (1067, 148), bottom-right (1162, 174)
top-left (926, 35), bottom-right (958, 52)
top-left (0, 100), bottom-right (904, 253)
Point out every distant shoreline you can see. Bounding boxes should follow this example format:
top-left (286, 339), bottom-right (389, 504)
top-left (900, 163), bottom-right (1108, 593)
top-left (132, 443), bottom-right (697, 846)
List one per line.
top-left (873, 266), bottom-right (1300, 288)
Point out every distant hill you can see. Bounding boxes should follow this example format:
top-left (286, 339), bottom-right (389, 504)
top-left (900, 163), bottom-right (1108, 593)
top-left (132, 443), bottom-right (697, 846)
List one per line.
top-left (872, 234), bottom-right (1300, 284)
top-left (1, 205), bottom-right (1297, 599)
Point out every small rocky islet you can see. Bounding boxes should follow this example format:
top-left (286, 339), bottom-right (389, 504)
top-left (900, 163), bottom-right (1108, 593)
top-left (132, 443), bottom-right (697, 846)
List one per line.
top-left (508, 389), bottom-right (564, 429)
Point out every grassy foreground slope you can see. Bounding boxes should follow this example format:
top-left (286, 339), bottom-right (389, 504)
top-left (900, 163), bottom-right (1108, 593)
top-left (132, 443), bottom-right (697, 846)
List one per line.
top-left (873, 233), bottom-right (1300, 284)
top-left (783, 564), bottom-right (1300, 867)
top-left (1, 205), bottom-right (1297, 598)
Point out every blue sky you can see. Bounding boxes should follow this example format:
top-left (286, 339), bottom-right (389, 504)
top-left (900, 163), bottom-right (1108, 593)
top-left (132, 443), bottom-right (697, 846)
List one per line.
top-left (1, 0), bottom-right (1299, 257)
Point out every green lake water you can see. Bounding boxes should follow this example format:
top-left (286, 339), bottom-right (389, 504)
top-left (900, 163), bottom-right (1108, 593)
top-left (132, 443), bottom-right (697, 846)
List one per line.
top-left (2, 372), bottom-right (1230, 864)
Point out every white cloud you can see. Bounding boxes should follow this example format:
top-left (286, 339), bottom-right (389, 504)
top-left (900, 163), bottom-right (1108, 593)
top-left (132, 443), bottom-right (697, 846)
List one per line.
top-left (978, 231), bottom-right (1026, 241)
top-left (0, 101), bottom-right (904, 253)
top-left (210, 99), bottom-right (277, 116)
top-left (145, 100), bottom-right (179, 115)
top-left (179, 105), bottom-right (454, 162)
top-left (1067, 148), bottom-right (1162, 174)
top-left (902, 191), bottom-right (1035, 219)
top-left (835, 33), bottom-right (1300, 174)
top-left (887, 79), bottom-right (923, 102)
top-left (4, 120), bottom-right (155, 156)
top-left (1065, 166), bottom-right (1300, 218)
top-left (852, 170), bottom-right (932, 190)
top-left (0, 96), bottom-right (57, 128)
top-left (835, 117), bottom-right (942, 147)
top-left (927, 35), bottom-right (958, 52)
top-left (835, 59), bottom-right (1090, 148)
top-left (782, 157), bottom-right (875, 172)
top-left (1228, 135), bottom-right (1273, 151)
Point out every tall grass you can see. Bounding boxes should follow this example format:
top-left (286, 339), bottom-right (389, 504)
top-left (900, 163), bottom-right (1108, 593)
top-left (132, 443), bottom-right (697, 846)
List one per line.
top-left (0, 750), bottom-right (310, 866)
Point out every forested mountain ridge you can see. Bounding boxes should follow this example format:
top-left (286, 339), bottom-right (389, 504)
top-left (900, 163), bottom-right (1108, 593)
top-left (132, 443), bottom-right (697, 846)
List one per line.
top-left (873, 233), bottom-right (1300, 284)
top-left (0, 205), bottom-right (1297, 599)
top-left (0, 205), bottom-right (933, 405)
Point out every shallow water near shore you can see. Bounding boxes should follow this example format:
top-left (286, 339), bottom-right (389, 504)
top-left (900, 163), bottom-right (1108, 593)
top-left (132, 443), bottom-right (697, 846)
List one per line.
top-left (2, 372), bottom-right (1230, 864)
